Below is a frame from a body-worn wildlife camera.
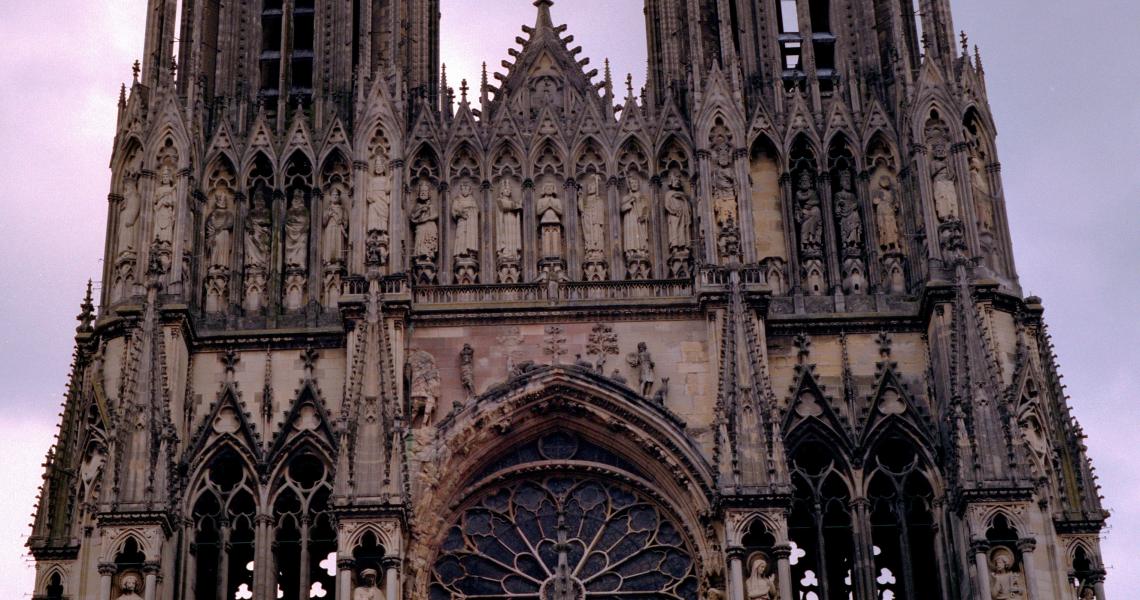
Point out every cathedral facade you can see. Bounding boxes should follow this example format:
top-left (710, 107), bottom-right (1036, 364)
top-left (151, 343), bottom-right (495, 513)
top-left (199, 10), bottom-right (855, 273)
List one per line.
top-left (28, 1), bottom-right (1109, 599)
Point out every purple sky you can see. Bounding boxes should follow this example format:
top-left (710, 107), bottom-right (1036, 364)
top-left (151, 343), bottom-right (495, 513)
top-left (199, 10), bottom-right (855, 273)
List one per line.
top-left (1, 1), bottom-right (1136, 597)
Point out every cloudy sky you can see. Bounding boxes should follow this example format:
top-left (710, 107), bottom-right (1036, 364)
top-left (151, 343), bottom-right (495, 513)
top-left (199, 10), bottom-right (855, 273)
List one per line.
top-left (1, 0), bottom-right (1137, 597)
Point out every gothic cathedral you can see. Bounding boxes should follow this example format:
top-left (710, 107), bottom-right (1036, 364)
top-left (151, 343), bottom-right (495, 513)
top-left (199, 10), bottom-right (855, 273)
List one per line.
top-left (28, 1), bottom-right (1108, 599)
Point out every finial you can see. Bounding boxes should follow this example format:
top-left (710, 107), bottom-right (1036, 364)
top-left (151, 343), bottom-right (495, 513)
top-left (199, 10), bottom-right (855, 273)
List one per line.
top-left (119, 83), bottom-right (127, 107)
top-left (460, 79), bottom-right (469, 104)
top-left (626, 73), bottom-right (634, 98)
top-left (921, 33), bottom-right (931, 51)
top-left (76, 280), bottom-right (95, 334)
top-left (534, 0), bottom-right (554, 29)
top-left (132, 60), bottom-right (140, 83)
top-left (960, 31), bottom-right (969, 56)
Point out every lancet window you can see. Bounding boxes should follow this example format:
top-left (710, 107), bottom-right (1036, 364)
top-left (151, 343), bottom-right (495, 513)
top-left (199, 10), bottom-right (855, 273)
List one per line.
top-left (787, 436), bottom-right (944, 600)
top-left (187, 447), bottom-right (338, 599)
top-left (776, 0), bottom-right (803, 89)
top-left (808, 0), bottom-right (837, 93)
top-left (260, 0), bottom-right (317, 115)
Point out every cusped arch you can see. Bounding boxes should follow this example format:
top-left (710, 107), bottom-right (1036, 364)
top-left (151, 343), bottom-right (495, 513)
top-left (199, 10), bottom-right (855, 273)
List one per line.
top-left (183, 437), bottom-right (261, 512)
top-left (858, 423), bottom-right (942, 498)
top-left (101, 530), bottom-right (158, 562)
top-left (35, 564), bottom-right (69, 597)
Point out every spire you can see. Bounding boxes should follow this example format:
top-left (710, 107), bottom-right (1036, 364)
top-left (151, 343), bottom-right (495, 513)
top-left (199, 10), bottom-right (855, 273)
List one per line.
top-left (76, 280), bottom-right (95, 334)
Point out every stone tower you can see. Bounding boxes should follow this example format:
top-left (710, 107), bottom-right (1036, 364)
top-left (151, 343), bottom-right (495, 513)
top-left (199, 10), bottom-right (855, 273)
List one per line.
top-left (28, 1), bottom-right (1108, 599)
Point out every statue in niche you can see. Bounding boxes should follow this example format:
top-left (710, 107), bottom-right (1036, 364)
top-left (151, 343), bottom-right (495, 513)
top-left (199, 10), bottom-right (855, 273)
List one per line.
top-left (626, 342), bottom-right (656, 397)
top-left (366, 156), bottom-right (391, 234)
top-left (119, 169), bottom-right (142, 255)
top-left (537, 181), bottom-right (564, 259)
top-left (833, 171), bottom-right (863, 254)
top-left (354, 569), bottom-right (381, 600)
top-left (496, 180), bottom-right (522, 260)
top-left (408, 349), bottom-right (440, 427)
top-left (711, 133), bottom-right (740, 232)
top-left (243, 188), bottom-right (271, 311)
top-left (795, 172), bottom-right (823, 258)
top-left (353, 569), bottom-right (381, 600)
top-left (78, 444), bottom-right (106, 503)
top-left (970, 154), bottom-right (995, 231)
top-left (621, 176), bottom-right (650, 255)
top-left (745, 552), bottom-right (779, 600)
top-left (664, 173), bottom-right (692, 251)
top-left (322, 185), bottom-right (348, 266)
top-left (989, 547), bottom-right (1025, 600)
top-left (410, 180), bottom-right (439, 260)
top-left (927, 124), bottom-right (959, 222)
top-left (284, 189), bottom-right (310, 269)
top-left (205, 187), bottom-right (235, 269)
top-left (245, 188), bottom-right (271, 271)
top-left (578, 172), bottom-right (607, 261)
top-left (872, 175), bottom-right (902, 253)
top-left (116, 573), bottom-right (144, 600)
top-left (452, 179), bottom-right (480, 258)
top-left (152, 164), bottom-right (176, 247)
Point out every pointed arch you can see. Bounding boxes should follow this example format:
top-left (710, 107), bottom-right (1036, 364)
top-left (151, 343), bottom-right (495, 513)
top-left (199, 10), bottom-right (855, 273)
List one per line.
top-left (572, 135), bottom-right (607, 177)
top-left (411, 366), bottom-right (717, 600)
top-left (319, 146), bottom-right (352, 190)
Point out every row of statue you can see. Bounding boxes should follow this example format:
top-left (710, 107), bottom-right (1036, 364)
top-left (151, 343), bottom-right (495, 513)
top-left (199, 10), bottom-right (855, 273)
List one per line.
top-left (114, 129), bottom-right (1003, 306)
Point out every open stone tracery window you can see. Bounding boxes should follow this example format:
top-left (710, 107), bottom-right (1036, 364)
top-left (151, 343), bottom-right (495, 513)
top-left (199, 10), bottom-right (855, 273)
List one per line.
top-left (430, 433), bottom-right (698, 600)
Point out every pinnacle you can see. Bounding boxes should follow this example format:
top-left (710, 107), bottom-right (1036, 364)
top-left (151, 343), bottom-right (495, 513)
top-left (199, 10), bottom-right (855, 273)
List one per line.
top-left (534, 0), bottom-right (554, 30)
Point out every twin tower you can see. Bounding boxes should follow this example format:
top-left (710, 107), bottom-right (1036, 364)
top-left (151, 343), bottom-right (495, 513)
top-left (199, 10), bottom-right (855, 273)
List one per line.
top-left (29, 2), bottom-right (1109, 600)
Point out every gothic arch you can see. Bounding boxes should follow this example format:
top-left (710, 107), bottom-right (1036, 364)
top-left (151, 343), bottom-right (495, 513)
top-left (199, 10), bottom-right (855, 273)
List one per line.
top-left (448, 141), bottom-right (484, 182)
top-left (572, 135), bottom-right (608, 177)
top-left (240, 150), bottom-right (277, 192)
top-left (35, 564), bottom-right (69, 598)
top-left (319, 147), bottom-right (352, 189)
top-left (413, 368), bottom-right (719, 598)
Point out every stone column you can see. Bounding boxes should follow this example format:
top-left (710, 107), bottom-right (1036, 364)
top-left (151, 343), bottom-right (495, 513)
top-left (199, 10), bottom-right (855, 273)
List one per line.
top-left (971, 539), bottom-right (992, 600)
top-left (255, 514), bottom-right (275, 600)
top-left (1091, 570), bottom-right (1108, 600)
top-left (143, 562), bottom-right (160, 600)
top-left (97, 562), bottom-right (115, 600)
top-left (726, 547), bottom-right (745, 600)
top-left (772, 544), bottom-right (794, 600)
top-left (1018, 538), bottom-right (1041, 600)
top-left (182, 519), bottom-right (197, 600)
top-left (337, 557), bottom-right (356, 600)
top-left (383, 556), bottom-right (402, 600)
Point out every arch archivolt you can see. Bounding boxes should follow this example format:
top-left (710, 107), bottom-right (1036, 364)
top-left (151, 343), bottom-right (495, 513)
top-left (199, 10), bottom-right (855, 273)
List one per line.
top-left (407, 367), bottom-right (718, 594)
top-left (965, 502), bottom-right (1031, 537)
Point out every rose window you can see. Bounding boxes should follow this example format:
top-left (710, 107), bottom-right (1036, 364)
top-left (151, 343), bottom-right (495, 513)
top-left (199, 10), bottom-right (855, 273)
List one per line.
top-left (430, 473), bottom-right (698, 600)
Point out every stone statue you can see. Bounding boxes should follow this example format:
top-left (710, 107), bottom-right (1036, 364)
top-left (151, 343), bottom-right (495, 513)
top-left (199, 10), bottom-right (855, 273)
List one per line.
top-left (322, 185), bottom-right (348, 266)
top-left (285, 189), bottom-right (310, 269)
top-left (872, 175), bottom-right (901, 252)
top-left (366, 156), bottom-right (391, 234)
top-left (245, 188), bottom-right (272, 271)
top-left (626, 342), bottom-right (655, 397)
top-left (833, 171), bottom-right (863, 253)
top-left (537, 181), bottom-right (564, 258)
top-left (353, 568), bottom-right (381, 600)
top-left (205, 187), bottom-right (235, 269)
top-left (460, 343), bottom-right (475, 398)
top-left (745, 553), bottom-right (779, 600)
top-left (116, 573), bottom-right (144, 600)
top-left (452, 179), bottom-right (480, 258)
top-left (579, 172), bottom-right (607, 260)
top-left (119, 170), bottom-right (142, 253)
top-left (970, 155), bottom-right (995, 231)
top-left (795, 172), bottom-right (823, 257)
top-left (989, 548), bottom-right (1025, 600)
top-left (152, 165), bottom-right (176, 246)
top-left (664, 173), bottom-right (692, 251)
top-left (496, 180), bottom-right (522, 260)
top-left (409, 349), bottom-right (440, 427)
top-left (621, 176), bottom-right (650, 255)
top-left (928, 126), bottom-right (959, 222)
top-left (410, 181), bottom-right (439, 260)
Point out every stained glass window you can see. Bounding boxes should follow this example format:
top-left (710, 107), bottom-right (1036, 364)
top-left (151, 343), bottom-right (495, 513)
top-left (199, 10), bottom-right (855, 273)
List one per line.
top-left (430, 473), bottom-right (698, 600)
